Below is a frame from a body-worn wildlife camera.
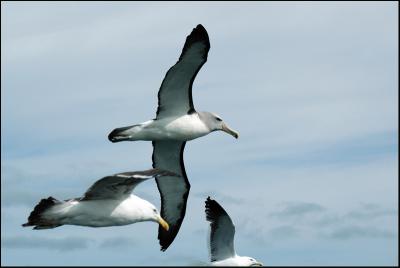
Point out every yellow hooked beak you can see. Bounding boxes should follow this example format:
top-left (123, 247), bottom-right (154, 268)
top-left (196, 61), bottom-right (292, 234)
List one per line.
top-left (157, 216), bottom-right (169, 231)
top-left (221, 123), bottom-right (239, 139)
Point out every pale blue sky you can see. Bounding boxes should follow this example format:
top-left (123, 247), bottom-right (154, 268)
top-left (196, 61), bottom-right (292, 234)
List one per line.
top-left (1, 1), bottom-right (398, 266)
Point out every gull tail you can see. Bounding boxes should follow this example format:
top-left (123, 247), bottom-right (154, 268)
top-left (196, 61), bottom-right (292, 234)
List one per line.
top-left (22, 196), bottom-right (63, 230)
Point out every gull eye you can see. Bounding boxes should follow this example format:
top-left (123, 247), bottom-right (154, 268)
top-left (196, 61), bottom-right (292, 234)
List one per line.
top-left (215, 117), bottom-right (222, 122)
top-left (153, 208), bottom-right (157, 213)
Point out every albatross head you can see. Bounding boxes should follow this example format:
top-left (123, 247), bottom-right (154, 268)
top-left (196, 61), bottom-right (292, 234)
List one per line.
top-left (143, 202), bottom-right (169, 231)
top-left (237, 256), bottom-right (263, 266)
top-left (199, 112), bottom-right (239, 139)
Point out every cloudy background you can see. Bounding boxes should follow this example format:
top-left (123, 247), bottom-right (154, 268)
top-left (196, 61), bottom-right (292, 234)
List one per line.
top-left (1, 1), bottom-right (398, 266)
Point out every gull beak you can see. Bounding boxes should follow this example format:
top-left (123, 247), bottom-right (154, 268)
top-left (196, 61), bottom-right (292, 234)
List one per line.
top-left (221, 123), bottom-right (239, 139)
top-left (157, 216), bottom-right (169, 231)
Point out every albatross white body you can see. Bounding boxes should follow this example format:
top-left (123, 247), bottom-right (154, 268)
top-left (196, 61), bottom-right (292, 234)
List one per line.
top-left (211, 256), bottom-right (263, 266)
top-left (43, 195), bottom-right (157, 227)
top-left (114, 114), bottom-right (212, 142)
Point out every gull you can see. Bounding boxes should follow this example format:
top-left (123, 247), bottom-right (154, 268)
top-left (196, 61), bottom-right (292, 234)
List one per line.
top-left (206, 197), bottom-right (263, 266)
top-left (22, 169), bottom-right (176, 232)
top-left (108, 24), bottom-right (239, 251)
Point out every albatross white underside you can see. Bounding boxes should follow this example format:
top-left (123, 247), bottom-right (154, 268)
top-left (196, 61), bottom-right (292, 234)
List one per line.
top-left (211, 256), bottom-right (263, 266)
top-left (109, 114), bottom-right (211, 142)
top-left (41, 195), bottom-right (161, 227)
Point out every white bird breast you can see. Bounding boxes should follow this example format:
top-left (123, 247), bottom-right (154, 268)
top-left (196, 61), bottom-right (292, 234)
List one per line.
top-left (46, 196), bottom-right (154, 227)
top-left (160, 114), bottom-right (211, 140)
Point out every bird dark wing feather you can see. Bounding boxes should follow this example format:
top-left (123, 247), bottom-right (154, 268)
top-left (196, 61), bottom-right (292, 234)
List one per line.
top-left (205, 197), bottom-right (236, 262)
top-left (82, 169), bottom-right (173, 200)
top-left (152, 141), bottom-right (191, 251)
top-left (156, 24), bottom-right (210, 118)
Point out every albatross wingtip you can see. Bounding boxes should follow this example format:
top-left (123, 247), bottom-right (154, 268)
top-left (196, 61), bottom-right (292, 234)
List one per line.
top-left (193, 24), bottom-right (208, 36)
top-left (196, 24), bottom-right (206, 30)
top-left (158, 236), bottom-right (173, 252)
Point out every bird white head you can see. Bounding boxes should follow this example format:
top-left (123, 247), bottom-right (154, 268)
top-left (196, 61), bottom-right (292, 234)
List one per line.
top-left (138, 199), bottom-right (169, 231)
top-left (151, 205), bottom-right (169, 231)
top-left (237, 256), bottom-right (263, 266)
top-left (199, 112), bottom-right (239, 139)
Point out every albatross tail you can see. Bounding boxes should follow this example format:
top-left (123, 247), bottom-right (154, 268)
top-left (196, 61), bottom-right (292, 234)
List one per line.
top-left (108, 124), bottom-right (142, 142)
top-left (22, 196), bottom-right (63, 229)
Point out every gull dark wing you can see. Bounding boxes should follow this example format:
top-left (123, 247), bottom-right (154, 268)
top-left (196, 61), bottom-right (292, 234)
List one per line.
top-left (156, 24), bottom-right (210, 119)
top-left (152, 141), bottom-right (191, 251)
top-left (82, 169), bottom-right (174, 201)
top-left (205, 197), bottom-right (236, 262)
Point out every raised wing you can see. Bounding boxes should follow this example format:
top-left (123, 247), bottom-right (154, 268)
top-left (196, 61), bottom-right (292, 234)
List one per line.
top-left (82, 169), bottom-right (175, 201)
top-left (152, 141), bottom-right (190, 251)
top-left (156, 24), bottom-right (210, 119)
top-left (205, 197), bottom-right (236, 262)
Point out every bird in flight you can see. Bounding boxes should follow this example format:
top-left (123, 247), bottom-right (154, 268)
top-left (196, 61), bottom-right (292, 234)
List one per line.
top-left (22, 169), bottom-right (175, 234)
top-left (108, 24), bottom-right (239, 251)
top-left (205, 197), bottom-right (263, 266)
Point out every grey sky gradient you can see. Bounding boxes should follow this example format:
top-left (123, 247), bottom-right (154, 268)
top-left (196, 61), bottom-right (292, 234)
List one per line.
top-left (3, 236), bottom-right (92, 251)
top-left (1, 1), bottom-right (398, 266)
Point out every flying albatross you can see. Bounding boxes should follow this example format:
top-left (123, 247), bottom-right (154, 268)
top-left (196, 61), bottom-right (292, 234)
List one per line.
top-left (22, 169), bottom-right (175, 233)
top-left (205, 197), bottom-right (263, 266)
top-left (108, 24), bottom-right (239, 251)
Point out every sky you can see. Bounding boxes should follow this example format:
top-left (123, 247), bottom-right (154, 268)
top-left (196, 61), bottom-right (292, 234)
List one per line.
top-left (1, 1), bottom-right (398, 266)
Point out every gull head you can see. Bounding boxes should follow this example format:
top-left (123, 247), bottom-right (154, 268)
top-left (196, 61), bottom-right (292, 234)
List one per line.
top-left (199, 112), bottom-right (239, 139)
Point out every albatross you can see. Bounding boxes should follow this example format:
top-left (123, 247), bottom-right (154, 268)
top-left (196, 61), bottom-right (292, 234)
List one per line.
top-left (205, 197), bottom-right (263, 266)
top-left (22, 169), bottom-right (175, 232)
top-left (108, 24), bottom-right (239, 251)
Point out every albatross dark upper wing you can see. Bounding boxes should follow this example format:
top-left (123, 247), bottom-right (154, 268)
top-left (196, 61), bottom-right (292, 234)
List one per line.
top-left (81, 169), bottom-right (175, 201)
top-left (205, 197), bottom-right (236, 262)
top-left (156, 24), bottom-right (210, 119)
top-left (152, 141), bottom-right (190, 251)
